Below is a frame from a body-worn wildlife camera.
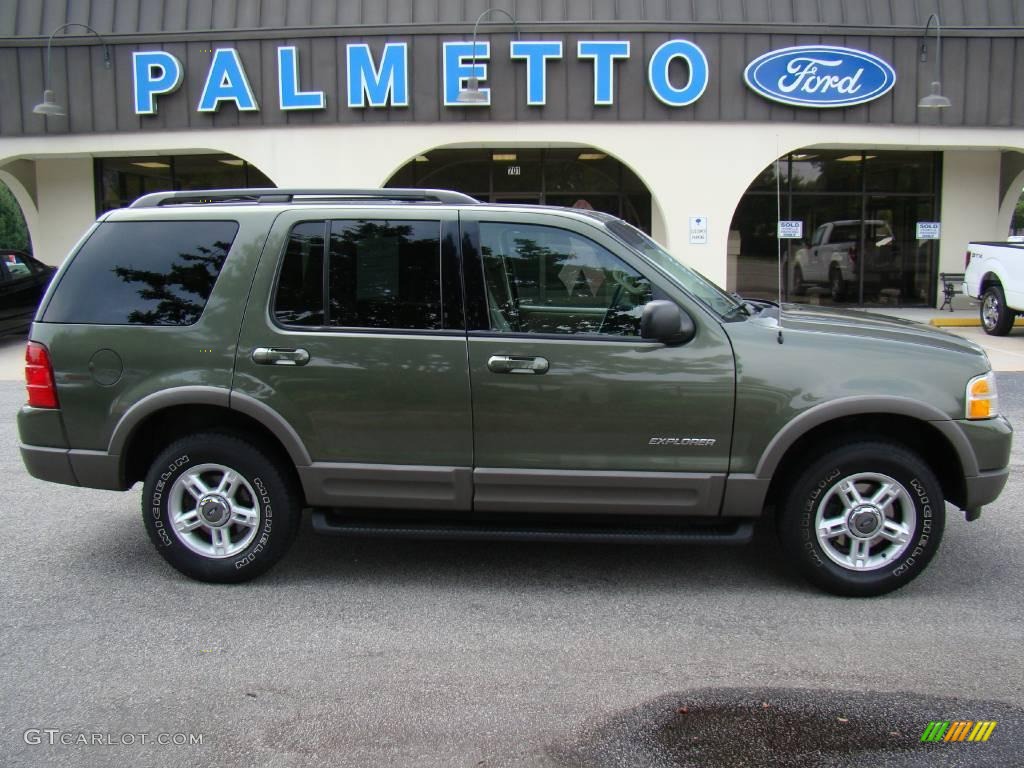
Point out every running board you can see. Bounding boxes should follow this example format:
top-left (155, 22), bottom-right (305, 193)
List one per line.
top-left (311, 511), bottom-right (753, 545)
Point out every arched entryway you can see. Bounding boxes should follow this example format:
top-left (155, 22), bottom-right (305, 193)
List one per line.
top-left (385, 147), bottom-right (653, 233)
top-left (728, 149), bottom-right (942, 307)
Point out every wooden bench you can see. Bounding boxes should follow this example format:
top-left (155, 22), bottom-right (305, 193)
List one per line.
top-left (939, 272), bottom-right (965, 312)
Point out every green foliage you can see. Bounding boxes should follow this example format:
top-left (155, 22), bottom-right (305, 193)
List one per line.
top-left (1014, 192), bottom-right (1024, 235)
top-left (0, 182), bottom-right (30, 252)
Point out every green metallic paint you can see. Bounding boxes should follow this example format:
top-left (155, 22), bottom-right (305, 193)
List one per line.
top-left (16, 406), bottom-right (67, 448)
top-left (25, 209), bottom-right (272, 453)
top-left (232, 208), bottom-right (473, 467)
top-left (16, 199), bottom-right (1012, 525)
top-left (461, 208), bottom-right (737, 475)
top-left (955, 417), bottom-right (1014, 472)
top-left (723, 316), bottom-right (992, 476)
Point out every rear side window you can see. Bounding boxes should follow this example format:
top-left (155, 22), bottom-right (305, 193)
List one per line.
top-left (274, 219), bottom-right (442, 331)
top-left (43, 220), bottom-right (238, 325)
top-left (272, 222), bottom-right (325, 326)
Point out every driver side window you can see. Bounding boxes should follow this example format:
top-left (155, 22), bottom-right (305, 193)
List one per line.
top-left (479, 222), bottom-right (652, 336)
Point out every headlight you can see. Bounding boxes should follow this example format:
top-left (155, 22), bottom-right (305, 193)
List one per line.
top-left (966, 372), bottom-right (998, 419)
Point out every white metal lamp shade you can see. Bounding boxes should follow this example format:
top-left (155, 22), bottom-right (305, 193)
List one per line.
top-left (456, 77), bottom-right (489, 103)
top-left (32, 89), bottom-right (65, 116)
top-left (917, 81), bottom-right (951, 109)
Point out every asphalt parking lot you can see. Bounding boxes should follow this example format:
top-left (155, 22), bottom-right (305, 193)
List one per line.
top-left (1, 355), bottom-right (1022, 766)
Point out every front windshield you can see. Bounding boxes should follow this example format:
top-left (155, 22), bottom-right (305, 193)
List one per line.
top-left (604, 220), bottom-right (744, 318)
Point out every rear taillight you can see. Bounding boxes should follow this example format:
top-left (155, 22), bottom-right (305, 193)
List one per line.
top-left (25, 342), bottom-right (58, 409)
top-left (848, 246), bottom-right (857, 263)
top-left (965, 250), bottom-right (972, 269)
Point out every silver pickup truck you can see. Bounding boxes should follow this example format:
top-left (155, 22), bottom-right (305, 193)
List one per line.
top-left (964, 240), bottom-right (1024, 335)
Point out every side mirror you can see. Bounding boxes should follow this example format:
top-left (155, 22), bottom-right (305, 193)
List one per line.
top-left (640, 300), bottom-right (696, 345)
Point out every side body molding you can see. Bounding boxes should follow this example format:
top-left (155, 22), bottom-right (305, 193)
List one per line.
top-left (228, 390), bottom-right (313, 466)
top-left (108, 386), bottom-right (230, 456)
top-left (720, 396), bottom-right (975, 519)
top-left (753, 396), bottom-right (975, 479)
top-left (108, 386), bottom-right (313, 471)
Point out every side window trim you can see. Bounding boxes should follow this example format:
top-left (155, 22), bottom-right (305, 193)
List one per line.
top-left (272, 215), bottom-right (454, 334)
top-left (40, 220), bottom-right (238, 326)
top-left (473, 218), bottom-right (654, 339)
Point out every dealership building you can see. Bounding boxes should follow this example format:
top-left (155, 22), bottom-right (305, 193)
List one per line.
top-left (1, 0), bottom-right (1023, 307)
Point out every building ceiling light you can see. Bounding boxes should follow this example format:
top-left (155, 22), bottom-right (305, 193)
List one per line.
top-left (577, 153), bottom-right (607, 161)
top-left (492, 153), bottom-right (517, 161)
top-left (835, 155), bottom-right (863, 162)
top-left (131, 161), bottom-right (171, 169)
top-left (414, 155), bottom-right (430, 162)
top-left (218, 159), bottom-right (245, 167)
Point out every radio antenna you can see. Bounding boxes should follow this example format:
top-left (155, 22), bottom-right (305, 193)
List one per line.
top-left (775, 142), bottom-right (784, 344)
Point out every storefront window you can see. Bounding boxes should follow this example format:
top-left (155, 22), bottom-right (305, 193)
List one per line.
top-left (95, 154), bottom-right (273, 213)
top-left (386, 148), bottom-right (652, 233)
top-left (730, 150), bottom-right (940, 307)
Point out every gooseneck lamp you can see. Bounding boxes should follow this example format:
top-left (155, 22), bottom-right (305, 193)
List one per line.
top-left (33, 23), bottom-right (112, 117)
top-left (456, 8), bottom-right (520, 104)
top-left (917, 13), bottom-right (952, 109)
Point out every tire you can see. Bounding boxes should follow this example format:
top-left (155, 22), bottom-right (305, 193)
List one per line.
top-left (142, 432), bottom-right (301, 583)
top-left (792, 266), bottom-right (805, 296)
top-left (981, 284), bottom-right (1015, 336)
top-left (777, 442), bottom-right (945, 597)
top-left (829, 267), bottom-right (846, 302)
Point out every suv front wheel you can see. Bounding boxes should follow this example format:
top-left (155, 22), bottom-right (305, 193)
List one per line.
top-left (778, 442), bottom-right (945, 597)
top-left (142, 433), bottom-right (301, 583)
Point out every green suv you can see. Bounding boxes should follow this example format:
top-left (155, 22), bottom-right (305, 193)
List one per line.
top-left (18, 189), bottom-right (1012, 596)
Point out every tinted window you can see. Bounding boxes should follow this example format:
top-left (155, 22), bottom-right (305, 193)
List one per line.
top-left (327, 220), bottom-right (442, 330)
top-left (43, 221), bottom-right (237, 325)
top-left (273, 222), bottom-right (326, 326)
top-left (274, 219), bottom-right (444, 331)
top-left (479, 222), bottom-right (652, 336)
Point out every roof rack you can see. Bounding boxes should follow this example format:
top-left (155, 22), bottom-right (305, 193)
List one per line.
top-left (129, 188), bottom-right (480, 208)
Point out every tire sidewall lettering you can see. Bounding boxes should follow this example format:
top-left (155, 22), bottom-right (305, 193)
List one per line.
top-left (892, 477), bottom-right (933, 577)
top-left (234, 476), bottom-right (274, 571)
top-left (149, 454), bottom-right (189, 548)
top-left (800, 467), bottom-right (841, 568)
top-left (147, 453), bottom-right (275, 567)
top-left (799, 464), bottom-right (935, 579)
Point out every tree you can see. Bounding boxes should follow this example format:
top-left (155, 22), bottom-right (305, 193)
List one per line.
top-left (0, 182), bottom-right (30, 252)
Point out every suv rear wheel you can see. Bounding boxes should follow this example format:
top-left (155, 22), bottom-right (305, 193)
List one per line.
top-left (142, 433), bottom-right (301, 583)
top-left (778, 442), bottom-right (945, 597)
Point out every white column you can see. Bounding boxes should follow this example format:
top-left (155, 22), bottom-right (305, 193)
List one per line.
top-left (34, 158), bottom-right (97, 266)
top-left (939, 150), bottom-right (1001, 305)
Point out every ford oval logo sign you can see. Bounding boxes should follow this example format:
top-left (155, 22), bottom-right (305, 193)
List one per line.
top-left (744, 45), bottom-right (896, 108)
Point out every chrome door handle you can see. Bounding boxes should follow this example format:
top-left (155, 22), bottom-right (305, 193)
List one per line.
top-left (487, 355), bottom-right (549, 374)
top-left (252, 347), bottom-right (310, 366)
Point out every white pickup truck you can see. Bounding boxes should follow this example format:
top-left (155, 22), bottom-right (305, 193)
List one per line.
top-left (964, 240), bottom-right (1024, 335)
